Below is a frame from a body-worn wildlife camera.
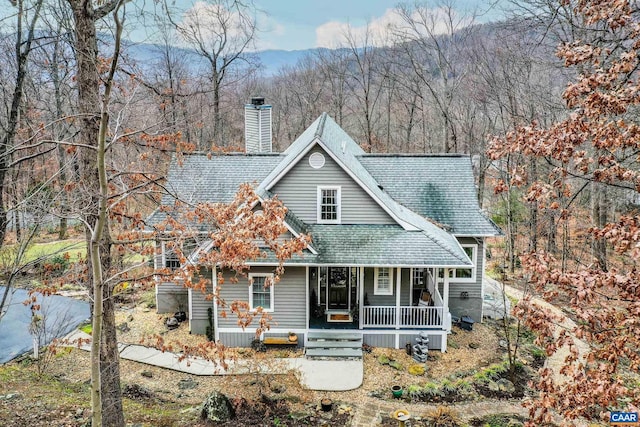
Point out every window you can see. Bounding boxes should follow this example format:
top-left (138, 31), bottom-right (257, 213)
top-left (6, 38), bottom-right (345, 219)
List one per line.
top-left (412, 268), bottom-right (426, 287)
top-left (249, 274), bottom-right (274, 312)
top-left (374, 267), bottom-right (393, 295)
top-left (439, 244), bottom-right (477, 282)
top-left (162, 239), bottom-right (197, 270)
top-left (317, 186), bottom-right (341, 223)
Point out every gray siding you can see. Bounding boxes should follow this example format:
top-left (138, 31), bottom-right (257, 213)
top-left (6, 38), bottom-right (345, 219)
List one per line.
top-left (216, 266), bottom-right (307, 330)
top-left (363, 334), bottom-right (394, 348)
top-left (400, 333), bottom-right (443, 351)
top-left (447, 237), bottom-right (484, 322)
top-left (271, 146), bottom-right (394, 224)
top-left (156, 281), bottom-right (188, 313)
top-left (362, 267), bottom-right (410, 306)
top-left (219, 332), bottom-right (257, 348)
top-left (190, 270), bottom-right (214, 335)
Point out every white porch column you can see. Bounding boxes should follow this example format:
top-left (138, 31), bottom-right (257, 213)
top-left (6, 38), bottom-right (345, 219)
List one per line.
top-left (359, 267), bottom-right (364, 329)
top-left (442, 267), bottom-right (450, 352)
top-left (212, 265), bottom-right (219, 342)
top-left (395, 268), bottom-right (401, 330)
top-left (305, 266), bottom-right (309, 337)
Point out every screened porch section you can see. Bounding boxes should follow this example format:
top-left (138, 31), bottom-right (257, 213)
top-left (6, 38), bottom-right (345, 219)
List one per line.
top-left (308, 266), bottom-right (450, 330)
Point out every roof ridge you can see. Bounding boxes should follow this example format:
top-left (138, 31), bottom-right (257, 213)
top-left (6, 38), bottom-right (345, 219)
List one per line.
top-left (314, 113), bottom-right (328, 139)
top-left (358, 153), bottom-right (469, 158)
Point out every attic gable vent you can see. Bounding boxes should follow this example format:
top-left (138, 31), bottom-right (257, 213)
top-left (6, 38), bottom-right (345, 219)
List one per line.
top-left (309, 152), bottom-right (325, 169)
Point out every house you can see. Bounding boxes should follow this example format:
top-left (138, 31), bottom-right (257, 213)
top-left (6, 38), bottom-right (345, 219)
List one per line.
top-left (149, 97), bottom-right (501, 353)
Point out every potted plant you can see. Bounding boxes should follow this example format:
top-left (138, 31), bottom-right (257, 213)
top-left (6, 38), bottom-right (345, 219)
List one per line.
top-left (320, 397), bottom-right (332, 411)
top-left (391, 385), bottom-right (403, 398)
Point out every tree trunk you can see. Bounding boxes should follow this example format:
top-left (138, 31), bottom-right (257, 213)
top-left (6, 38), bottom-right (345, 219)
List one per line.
top-left (591, 182), bottom-right (608, 271)
top-left (67, 1), bottom-right (124, 426)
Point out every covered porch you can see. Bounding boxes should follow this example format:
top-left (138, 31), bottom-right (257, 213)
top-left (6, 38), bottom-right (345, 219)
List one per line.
top-left (307, 266), bottom-right (453, 332)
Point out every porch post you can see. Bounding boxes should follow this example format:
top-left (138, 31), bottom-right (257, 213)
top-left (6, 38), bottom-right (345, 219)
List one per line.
top-left (395, 268), bottom-right (401, 330)
top-left (305, 266), bottom-right (309, 334)
top-left (359, 267), bottom-right (364, 329)
top-left (212, 265), bottom-right (219, 342)
top-left (442, 267), bottom-right (450, 352)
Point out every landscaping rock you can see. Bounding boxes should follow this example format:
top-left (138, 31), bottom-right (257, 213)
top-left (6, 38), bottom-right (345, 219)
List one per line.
top-left (178, 378), bottom-right (198, 390)
top-left (0, 393), bottom-right (21, 401)
top-left (200, 391), bottom-right (235, 423)
top-left (140, 370), bottom-right (153, 378)
top-left (377, 355), bottom-right (390, 365)
top-left (488, 378), bottom-right (516, 394)
top-left (117, 322), bottom-right (130, 332)
top-left (123, 384), bottom-right (155, 400)
top-left (166, 317), bottom-right (179, 329)
top-left (389, 360), bottom-right (404, 370)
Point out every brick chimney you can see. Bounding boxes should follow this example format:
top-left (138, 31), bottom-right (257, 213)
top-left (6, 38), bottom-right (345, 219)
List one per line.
top-left (244, 97), bottom-right (272, 153)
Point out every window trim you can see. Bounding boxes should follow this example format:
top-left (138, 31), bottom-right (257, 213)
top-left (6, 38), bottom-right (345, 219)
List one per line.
top-left (374, 267), bottom-right (393, 295)
top-left (162, 241), bottom-right (181, 271)
top-left (317, 185), bottom-right (341, 224)
top-left (248, 273), bottom-right (275, 313)
top-left (439, 244), bottom-right (477, 283)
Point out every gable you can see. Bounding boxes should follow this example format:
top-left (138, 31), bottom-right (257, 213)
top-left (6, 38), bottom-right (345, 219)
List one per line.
top-left (270, 145), bottom-right (395, 225)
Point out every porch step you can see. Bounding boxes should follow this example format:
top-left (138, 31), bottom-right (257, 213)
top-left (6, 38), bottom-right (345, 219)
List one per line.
top-left (305, 331), bottom-right (363, 359)
top-left (307, 331), bottom-right (362, 341)
top-left (305, 347), bottom-right (363, 358)
top-left (306, 340), bottom-right (361, 349)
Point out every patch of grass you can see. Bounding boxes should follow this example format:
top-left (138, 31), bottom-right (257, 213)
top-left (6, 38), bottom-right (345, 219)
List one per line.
top-left (471, 413), bottom-right (525, 427)
top-left (141, 289), bottom-right (156, 309)
top-left (79, 323), bottom-right (92, 335)
top-left (22, 239), bottom-right (85, 264)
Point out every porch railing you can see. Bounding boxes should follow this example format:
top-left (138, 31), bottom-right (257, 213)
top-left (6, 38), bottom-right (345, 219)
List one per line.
top-left (427, 269), bottom-right (451, 331)
top-left (362, 305), bottom-right (444, 328)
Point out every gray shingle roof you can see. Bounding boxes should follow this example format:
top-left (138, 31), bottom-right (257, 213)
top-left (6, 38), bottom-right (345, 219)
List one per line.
top-left (243, 225), bottom-right (471, 266)
top-left (147, 113), bottom-right (501, 267)
top-left (306, 225), bottom-right (471, 266)
top-left (257, 113), bottom-right (470, 262)
top-left (147, 154), bottom-right (282, 227)
top-left (358, 155), bottom-right (502, 236)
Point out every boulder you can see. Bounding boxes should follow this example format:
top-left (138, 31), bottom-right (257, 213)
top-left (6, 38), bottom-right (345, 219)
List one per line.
top-left (201, 391), bottom-right (235, 423)
top-left (488, 378), bottom-right (516, 394)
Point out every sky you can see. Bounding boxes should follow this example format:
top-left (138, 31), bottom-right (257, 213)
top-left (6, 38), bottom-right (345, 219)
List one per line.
top-left (169, 0), bottom-right (507, 52)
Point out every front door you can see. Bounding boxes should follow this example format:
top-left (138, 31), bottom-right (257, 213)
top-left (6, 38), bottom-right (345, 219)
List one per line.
top-left (328, 267), bottom-right (348, 310)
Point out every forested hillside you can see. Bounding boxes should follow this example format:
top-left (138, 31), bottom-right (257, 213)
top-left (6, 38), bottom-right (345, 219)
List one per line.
top-left (1, 1), bottom-right (639, 426)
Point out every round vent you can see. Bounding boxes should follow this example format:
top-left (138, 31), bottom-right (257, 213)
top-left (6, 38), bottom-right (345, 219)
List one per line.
top-left (309, 152), bottom-right (325, 169)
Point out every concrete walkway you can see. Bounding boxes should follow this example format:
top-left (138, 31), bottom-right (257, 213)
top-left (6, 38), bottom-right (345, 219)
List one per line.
top-left (63, 330), bottom-right (363, 391)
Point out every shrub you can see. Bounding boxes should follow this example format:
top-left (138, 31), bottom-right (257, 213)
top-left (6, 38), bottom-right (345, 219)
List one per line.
top-left (424, 406), bottom-right (462, 427)
top-left (408, 364), bottom-right (426, 376)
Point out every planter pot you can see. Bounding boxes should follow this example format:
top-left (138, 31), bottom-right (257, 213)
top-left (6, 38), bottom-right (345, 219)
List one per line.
top-left (174, 311), bottom-right (187, 323)
top-left (391, 385), bottom-right (403, 398)
top-left (288, 333), bottom-right (298, 343)
top-left (320, 398), bottom-right (332, 411)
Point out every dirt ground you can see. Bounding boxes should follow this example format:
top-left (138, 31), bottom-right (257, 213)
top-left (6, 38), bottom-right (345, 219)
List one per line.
top-left (0, 291), bottom-right (509, 426)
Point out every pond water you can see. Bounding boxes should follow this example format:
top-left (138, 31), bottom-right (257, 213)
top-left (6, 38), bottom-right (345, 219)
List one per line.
top-left (0, 286), bottom-right (90, 363)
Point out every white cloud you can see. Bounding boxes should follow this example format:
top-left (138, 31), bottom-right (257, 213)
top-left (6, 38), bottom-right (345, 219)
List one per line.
top-left (179, 1), bottom-right (258, 51)
top-left (315, 6), bottom-right (473, 48)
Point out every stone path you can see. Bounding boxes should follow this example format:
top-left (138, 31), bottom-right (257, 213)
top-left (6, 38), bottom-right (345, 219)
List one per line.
top-left (346, 279), bottom-right (591, 426)
top-left (496, 279), bottom-right (590, 384)
top-left (350, 396), bottom-right (528, 426)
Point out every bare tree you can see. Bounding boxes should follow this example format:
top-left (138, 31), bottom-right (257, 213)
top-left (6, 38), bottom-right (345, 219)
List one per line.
top-left (166, 0), bottom-right (260, 148)
top-left (394, 1), bottom-right (477, 153)
top-left (0, 0), bottom-right (45, 246)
